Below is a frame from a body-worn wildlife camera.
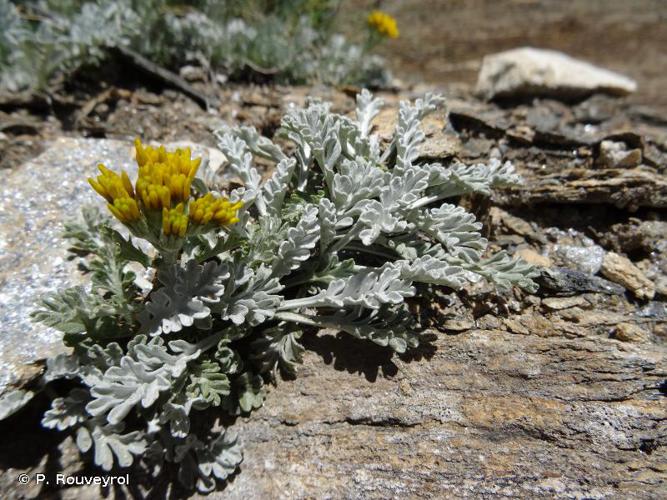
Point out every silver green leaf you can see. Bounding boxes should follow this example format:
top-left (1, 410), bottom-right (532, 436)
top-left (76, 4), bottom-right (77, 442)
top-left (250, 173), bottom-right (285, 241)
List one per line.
top-left (42, 388), bottom-right (90, 431)
top-left (251, 324), bottom-right (305, 377)
top-left (272, 204), bottom-right (320, 277)
top-left (139, 260), bottom-right (228, 335)
top-left (76, 420), bottom-right (146, 471)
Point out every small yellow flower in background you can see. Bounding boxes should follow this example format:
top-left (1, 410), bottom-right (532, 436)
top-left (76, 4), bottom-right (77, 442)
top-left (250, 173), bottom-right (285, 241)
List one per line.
top-left (162, 203), bottom-right (188, 238)
top-left (189, 193), bottom-right (243, 226)
top-left (367, 10), bottom-right (399, 39)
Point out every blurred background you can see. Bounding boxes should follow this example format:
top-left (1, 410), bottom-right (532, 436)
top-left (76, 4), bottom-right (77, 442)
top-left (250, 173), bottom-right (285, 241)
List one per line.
top-left (338, 0), bottom-right (667, 109)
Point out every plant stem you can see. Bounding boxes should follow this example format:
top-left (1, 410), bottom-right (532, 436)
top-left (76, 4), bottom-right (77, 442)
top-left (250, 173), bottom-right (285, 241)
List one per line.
top-left (275, 311), bottom-right (321, 327)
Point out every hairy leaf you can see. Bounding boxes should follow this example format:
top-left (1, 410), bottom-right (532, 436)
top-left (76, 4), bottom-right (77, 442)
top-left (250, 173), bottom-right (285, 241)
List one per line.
top-left (42, 388), bottom-right (90, 431)
top-left (76, 420), bottom-right (146, 471)
top-left (139, 260), bottom-right (228, 335)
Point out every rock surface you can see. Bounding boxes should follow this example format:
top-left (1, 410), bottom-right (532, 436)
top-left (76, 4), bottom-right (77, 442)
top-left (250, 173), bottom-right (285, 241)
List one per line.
top-left (601, 251), bottom-right (656, 300)
top-left (225, 327), bottom-right (666, 499)
top-left (515, 247), bottom-right (552, 268)
top-left (476, 47), bottom-right (637, 100)
top-left (0, 139), bottom-right (132, 393)
top-left (613, 323), bottom-right (651, 343)
top-left (598, 140), bottom-right (642, 169)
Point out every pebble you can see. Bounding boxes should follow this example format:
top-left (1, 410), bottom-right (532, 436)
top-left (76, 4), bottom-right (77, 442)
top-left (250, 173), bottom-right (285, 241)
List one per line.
top-left (542, 296), bottom-right (588, 311)
top-left (598, 140), bottom-right (642, 168)
top-left (600, 252), bottom-right (655, 300)
top-left (515, 247), bottom-right (552, 268)
top-left (553, 243), bottom-right (605, 275)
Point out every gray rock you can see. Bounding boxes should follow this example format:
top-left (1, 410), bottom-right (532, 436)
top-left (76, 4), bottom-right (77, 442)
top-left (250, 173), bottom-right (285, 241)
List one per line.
top-left (552, 240), bottom-right (606, 275)
top-left (476, 47), bottom-right (637, 100)
top-left (536, 267), bottom-right (626, 296)
top-left (0, 138), bottom-right (131, 394)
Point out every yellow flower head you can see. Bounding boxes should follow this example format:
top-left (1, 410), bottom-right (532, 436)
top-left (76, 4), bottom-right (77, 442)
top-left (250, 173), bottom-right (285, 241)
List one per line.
top-left (189, 193), bottom-right (243, 227)
top-left (88, 164), bottom-right (140, 223)
top-left (134, 138), bottom-right (201, 211)
top-left (108, 197), bottom-right (140, 224)
top-left (367, 10), bottom-right (399, 39)
top-left (162, 203), bottom-right (188, 238)
top-left (89, 139), bottom-right (242, 236)
top-left (88, 164), bottom-right (134, 204)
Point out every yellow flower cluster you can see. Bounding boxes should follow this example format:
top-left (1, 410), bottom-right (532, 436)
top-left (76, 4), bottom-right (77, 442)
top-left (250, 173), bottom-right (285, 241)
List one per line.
top-left (162, 204), bottom-right (188, 238)
top-left (134, 138), bottom-right (201, 210)
top-left (367, 10), bottom-right (399, 39)
top-left (189, 193), bottom-right (243, 226)
top-left (88, 139), bottom-right (243, 237)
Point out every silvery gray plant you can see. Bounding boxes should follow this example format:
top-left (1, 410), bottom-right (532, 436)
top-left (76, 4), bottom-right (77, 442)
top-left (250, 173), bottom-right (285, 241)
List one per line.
top-left (0, 0), bottom-right (389, 91)
top-left (0, 90), bottom-right (536, 493)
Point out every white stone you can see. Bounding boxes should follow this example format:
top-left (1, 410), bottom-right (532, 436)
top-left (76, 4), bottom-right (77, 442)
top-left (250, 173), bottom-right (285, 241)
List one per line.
top-left (476, 47), bottom-right (637, 100)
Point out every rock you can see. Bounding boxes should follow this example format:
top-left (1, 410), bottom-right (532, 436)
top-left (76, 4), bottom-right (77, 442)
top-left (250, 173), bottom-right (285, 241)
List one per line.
top-left (544, 229), bottom-right (606, 275)
top-left (0, 138), bottom-right (131, 394)
top-left (230, 325), bottom-right (666, 499)
top-left (542, 296), bottom-right (588, 311)
top-left (598, 219), bottom-right (667, 256)
top-left (417, 128), bottom-right (462, 160)
top-left (179, 65), bottom-right (207, 82)
top-left (476, 47), bottom-right (637, 101)
top-left (536, 268), bottom-right (626, 297)
top-left (601, 252), bottom-right (656, 300)
top-left (490, 207), bottom-right (546, 244)
top-left (440, 319), bottom-right (475, 332)
top-left (502, 163), bottom-right (667, 209)
top-left (553, 243), bottom-right (605, 274)
top-left (613, 323), bottom-right (651, 343)
top-left (637, 260), bottom-right (667, 297)
top-left (598, 140), bottom-right (642, 168)
top-left (515, 247), bottom-right (552, 268)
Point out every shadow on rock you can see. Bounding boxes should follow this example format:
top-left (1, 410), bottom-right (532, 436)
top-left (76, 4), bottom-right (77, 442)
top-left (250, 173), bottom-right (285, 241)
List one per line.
top-left (303, 332), bottom-right (437, 382)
